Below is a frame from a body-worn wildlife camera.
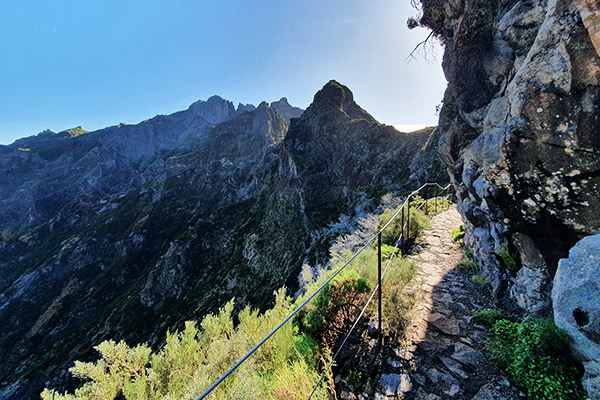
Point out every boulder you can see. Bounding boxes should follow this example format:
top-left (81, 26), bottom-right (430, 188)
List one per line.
top-left (379, 374), bottom-right (412, 397)
top-left (509, 233), bottom-right (551, 316)
top-left (553, 234), bottom-right (600, 399)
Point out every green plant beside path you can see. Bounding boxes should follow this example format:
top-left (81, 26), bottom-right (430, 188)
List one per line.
top-left (487, 319), bottom-right (585, 400)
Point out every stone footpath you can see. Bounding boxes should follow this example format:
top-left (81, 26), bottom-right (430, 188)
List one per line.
top-left (372, 207), bottom-right (524, 400)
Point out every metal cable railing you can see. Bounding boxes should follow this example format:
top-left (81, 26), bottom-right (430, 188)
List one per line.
top-left (307, 182), bottom-right (452, 398)
top-left (196, 182), bottom-right (453, 400)
top-left (307, 218), bottom-right (406, 398)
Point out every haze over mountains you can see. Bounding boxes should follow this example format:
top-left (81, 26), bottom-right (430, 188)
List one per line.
top-left (0, 80), bottom-right (442, 399)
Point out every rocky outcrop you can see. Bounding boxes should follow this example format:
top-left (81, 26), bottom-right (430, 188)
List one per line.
top-left (187, 95), bottom-right (236, 125)
top-left (236, 102), bottom-right (256, 115)
top-left (418, 0), bottom-right (600, 316)
top-left (270, 97), bottom-right (304, 123)
top-left (553, 235), bottom-right (600, 399)
top-left (285, 81), bottom-right (435, 228)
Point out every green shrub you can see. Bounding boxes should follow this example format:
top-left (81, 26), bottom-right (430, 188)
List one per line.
top-left (383, 258), bottom-right (417, 287)
top-left (346, 369), bottom-right (365, 389)
top-left (381, 243), bottom-right (400, 260)
top-left (458, 249), bottom-right (478, 273)
top-left (293, 333), bottom-right (319, 368)
top-left (471, 274), bottom-right (490, 285)
top-left (41, 290), bottom-right (331, 400)
top-left (472, 308), bottom-right (506, 327)
top-left (383, 259), bottom-right (417, 339)
top-left (378, 208), bottom-right (403, 246)
top-left (300, 277), bottom-right (372, 347)
top-left (408, 193), bottom-right (449, 216)
top-left (451, 224), bottom-right (465, 243)
top-left (325, 247), bottom-right (418, 340)
top-left (500, 244), bottom-right (520, 274)
top-left (487, 319), bottom-right (585, 400)
top-left (408, 208), bottom-right (431, 238)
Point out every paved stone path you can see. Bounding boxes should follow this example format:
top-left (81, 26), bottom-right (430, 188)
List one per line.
top-left (376, 207), bottom-right (524, 400)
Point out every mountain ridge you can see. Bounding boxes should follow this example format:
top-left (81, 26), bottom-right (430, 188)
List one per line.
top-left (0, 80), bottom-right (444, 400)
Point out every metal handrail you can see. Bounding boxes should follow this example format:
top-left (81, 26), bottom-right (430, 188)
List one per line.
top-left (195, 182), bottom-right (453, 400)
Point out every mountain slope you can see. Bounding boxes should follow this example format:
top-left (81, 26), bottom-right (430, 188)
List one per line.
top-left (0, 81), bottom-right (438, 399)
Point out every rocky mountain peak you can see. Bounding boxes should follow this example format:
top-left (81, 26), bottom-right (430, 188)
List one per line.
top-left (306, 80), bottom-right (376, 123)
top-left (187, 95), bottom-right (236, 125)
top-left (251, 102), bottom-right (287, 142)
top-left (236, 102), bottom-right (256, 115)
top-left (270, 97), bottom-right (304, 123)
top-left (38, 129), bottom-right (55, 137)
top-left (272, 97), bottom-right (291, 106)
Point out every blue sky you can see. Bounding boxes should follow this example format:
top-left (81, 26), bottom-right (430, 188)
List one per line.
top-left (0, 0), bottom-right (446, 145)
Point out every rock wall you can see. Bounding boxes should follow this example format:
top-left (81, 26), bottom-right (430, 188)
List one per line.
top-left (418, 0), bottom-right (600, 316)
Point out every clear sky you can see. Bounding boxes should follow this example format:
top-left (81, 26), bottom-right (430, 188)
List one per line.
top-left (0, 0), bottom-right (446, 145)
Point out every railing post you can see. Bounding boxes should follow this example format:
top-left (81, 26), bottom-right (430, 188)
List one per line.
top-left (406, 196), bottom-right (411, 245)
top-left (446, 185), bottom-right (450, 210)
top-left (435, 190), bottom-right (438, 214)
top-left (400, 206), bottom-right (405, 254)
top-left (377, 232), bottom-right (382, 347)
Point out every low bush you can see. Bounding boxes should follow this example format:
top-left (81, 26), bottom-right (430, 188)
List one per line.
top-left (42, 290), bottom-right (331, 400)
top-left (409, 194), bottom-right (449, 216)
top-left (346, 369), bottom-right (365, 389)
top-left (451, 224), bottom-right (465, 243)
top-left (381, 243), bottom-right (400, 260)
top-left (487, 319), bottom-right (585, 400)
top-left (471, 274), bottom-right (490, 285)
top-left (324, 247), bottom-right (418, 340)
top-left (472, 308), bottom-right (506, 327)
top-left (457, 249), bottom-right (478, 273)
top-left (500, 244), bottom-right (520, 274)
top-left (299, 277), bottom-right (372, 347)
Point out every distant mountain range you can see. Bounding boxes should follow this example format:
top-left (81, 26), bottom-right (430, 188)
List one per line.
top-left (0, 80), bottom-right (443, 399)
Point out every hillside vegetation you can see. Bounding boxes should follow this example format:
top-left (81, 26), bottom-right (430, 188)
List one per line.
top-left (41, 206), bottom-right (433, 399)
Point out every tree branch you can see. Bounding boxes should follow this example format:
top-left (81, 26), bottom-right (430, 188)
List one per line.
top-left (405, 31), bottom-right (435, 63)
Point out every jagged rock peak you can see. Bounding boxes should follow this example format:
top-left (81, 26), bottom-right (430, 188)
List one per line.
top-left (187, 95), bottom-right (236, 125)
top-left (251, 101), bottom-right (287, 142)
top-left (272, 97), bottom-right (291, 107)
top-left (38, 129), bottom-right (55, 137)
top-left (308, 80), bottom-right (376, 123)
top-left (270, 97), bottom-right (304, 123)
top-left (236, 102), bottom-right (256, 114)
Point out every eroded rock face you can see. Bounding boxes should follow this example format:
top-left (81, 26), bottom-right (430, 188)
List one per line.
top-left (419, 0), bottom-right (600, 313)
top-left (553, 235), bottom-right (600, 398)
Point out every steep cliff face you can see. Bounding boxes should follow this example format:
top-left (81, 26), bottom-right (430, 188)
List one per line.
top-left (419, 0), bottom-right (600, 314)
top-left (418, 1), bottom-right (600, 395)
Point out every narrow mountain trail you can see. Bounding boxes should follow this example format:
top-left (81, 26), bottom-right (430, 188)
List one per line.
top-left (374, 207), bottom-right (524, 400)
